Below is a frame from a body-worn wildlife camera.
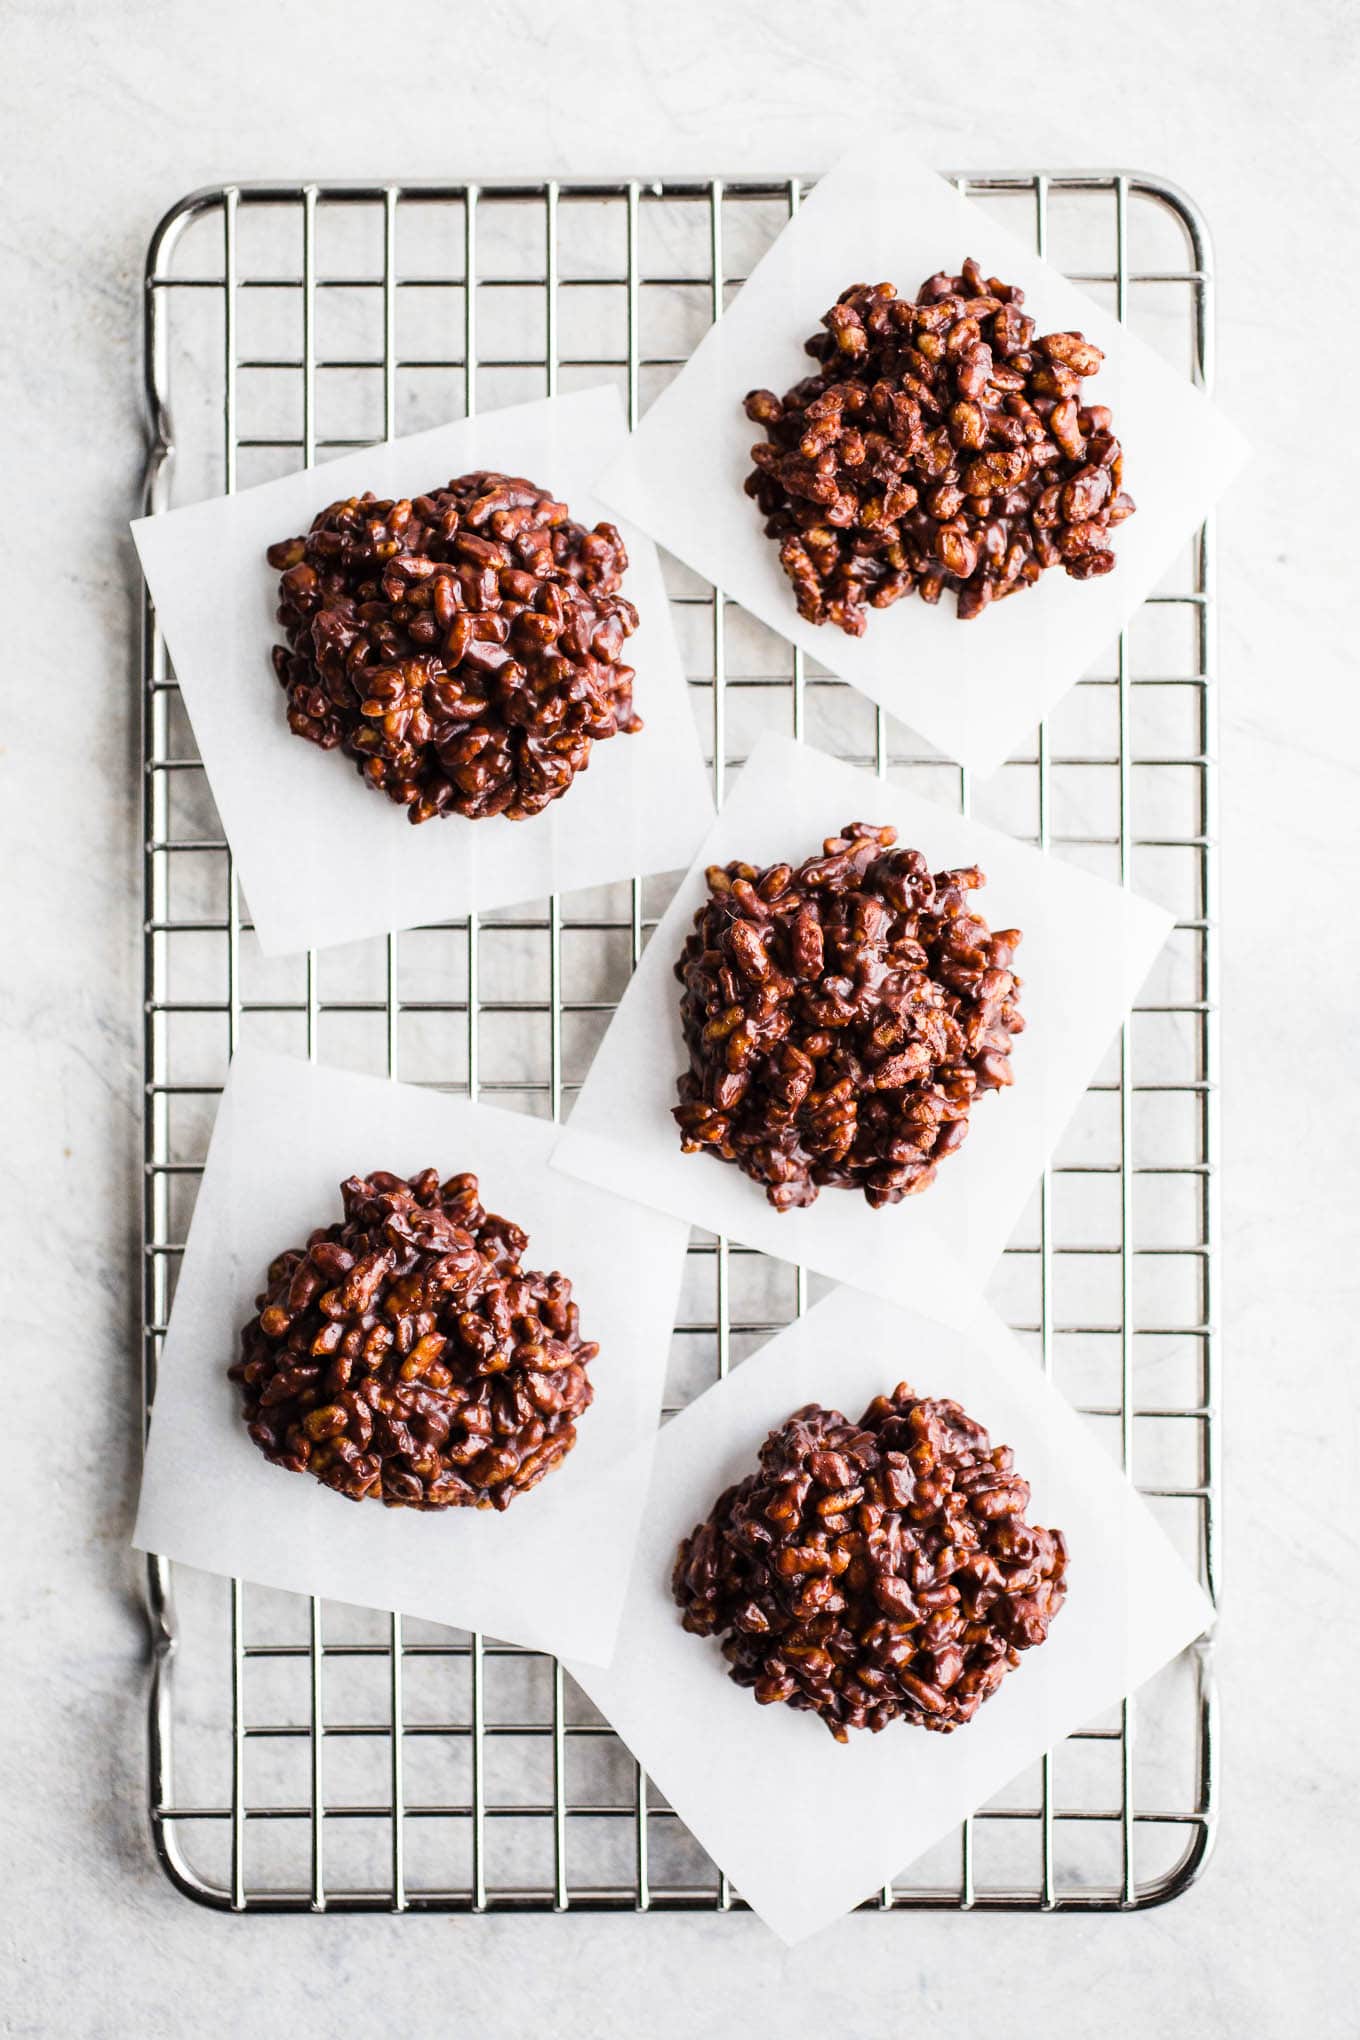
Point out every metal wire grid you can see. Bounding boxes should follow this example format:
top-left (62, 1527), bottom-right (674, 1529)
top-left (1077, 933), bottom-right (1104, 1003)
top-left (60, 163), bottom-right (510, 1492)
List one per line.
top-left (140, 171), bottom-right (1219, 1914)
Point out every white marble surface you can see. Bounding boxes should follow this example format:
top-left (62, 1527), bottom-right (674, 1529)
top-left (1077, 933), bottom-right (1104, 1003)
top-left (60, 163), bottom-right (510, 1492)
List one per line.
top-left (2, 3), bottom-right (1357, 2033)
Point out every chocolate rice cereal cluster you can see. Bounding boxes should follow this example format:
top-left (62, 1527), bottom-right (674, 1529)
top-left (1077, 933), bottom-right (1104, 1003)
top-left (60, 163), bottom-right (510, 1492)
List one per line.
top-left (673, 821), bottom-right (1023, 1209)
top-left (231, 1168), bottom-right (595, 1510)
top-left (268, 472), bottom-right (640, 822)
top-left (745, 259), bottom-right (1134, 630)
top-left (673, 1383), bottom-right (1068, 1740)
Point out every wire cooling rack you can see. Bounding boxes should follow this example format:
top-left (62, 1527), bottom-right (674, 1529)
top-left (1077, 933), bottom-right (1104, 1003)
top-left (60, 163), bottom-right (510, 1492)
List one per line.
top-left (139, 170), bottom-right (1220, 1914)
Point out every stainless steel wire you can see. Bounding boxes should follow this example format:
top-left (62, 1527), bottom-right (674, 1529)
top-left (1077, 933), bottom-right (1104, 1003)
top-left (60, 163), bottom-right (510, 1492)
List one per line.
top-left (140, 170), bottom-right (1220, 1914)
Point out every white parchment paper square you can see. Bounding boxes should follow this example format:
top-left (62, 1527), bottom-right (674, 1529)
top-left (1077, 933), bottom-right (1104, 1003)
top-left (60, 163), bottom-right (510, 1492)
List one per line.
top-left (597, 138), bottom-right (1248, 777)
top-left (132, 1047), bottom-right (692, 1665)
top-left (131, 386), bottom-right (714, 957)
top-left (551, 734), bottom-right (1173, 1311)
top-left (567, 1284), bottom-right (1213, 1944)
